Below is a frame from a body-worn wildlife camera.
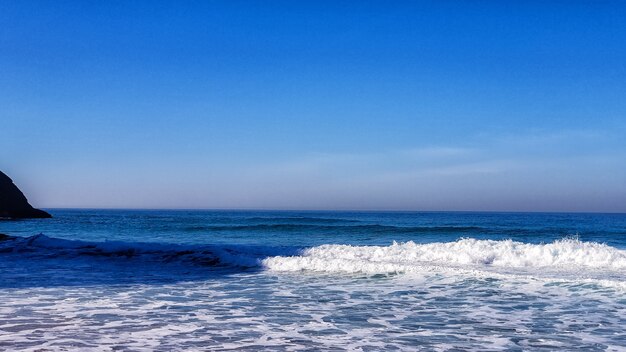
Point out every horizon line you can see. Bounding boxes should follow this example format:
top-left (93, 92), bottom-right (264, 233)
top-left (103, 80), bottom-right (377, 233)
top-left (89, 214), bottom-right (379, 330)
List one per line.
top-left (38, 207), bottom-right (626, 215)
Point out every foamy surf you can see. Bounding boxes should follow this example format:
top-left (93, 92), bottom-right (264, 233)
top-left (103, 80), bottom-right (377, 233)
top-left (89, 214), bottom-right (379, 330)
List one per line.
top-left (262, 238), bottom-right (626, 287)
top-left (3, 210), bottom-right (626, 351)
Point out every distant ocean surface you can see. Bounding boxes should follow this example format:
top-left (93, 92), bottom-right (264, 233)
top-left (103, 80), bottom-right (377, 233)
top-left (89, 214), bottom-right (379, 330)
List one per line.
top-left (2, 210), bottom-right (626, 351)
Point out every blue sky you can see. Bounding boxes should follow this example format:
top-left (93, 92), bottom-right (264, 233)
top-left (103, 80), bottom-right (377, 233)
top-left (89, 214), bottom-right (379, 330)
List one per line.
top-left (1, 1), bottom-right (625, 212)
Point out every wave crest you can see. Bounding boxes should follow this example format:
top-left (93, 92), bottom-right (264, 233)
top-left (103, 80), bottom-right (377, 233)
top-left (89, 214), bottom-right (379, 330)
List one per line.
top-left (5, 235), bottom-right (626, 283)
top-left (262, 238), bottom-right (626, 274)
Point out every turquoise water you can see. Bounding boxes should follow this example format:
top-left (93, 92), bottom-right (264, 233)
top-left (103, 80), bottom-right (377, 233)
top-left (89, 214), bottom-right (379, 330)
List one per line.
top-left (1, 210), bottom-right (626, 351)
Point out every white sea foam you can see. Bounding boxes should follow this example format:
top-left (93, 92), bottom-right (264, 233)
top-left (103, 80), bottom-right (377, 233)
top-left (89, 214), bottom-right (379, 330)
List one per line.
top-left (262, 238), bottom-right (626, 275)
top-left (2, 270), bottom-right (625, 351)
top-left (3, 236), bottom-right (626, 350)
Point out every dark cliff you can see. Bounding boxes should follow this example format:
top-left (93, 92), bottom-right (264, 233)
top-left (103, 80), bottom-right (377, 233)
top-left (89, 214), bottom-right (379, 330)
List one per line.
top-left (0, 170), bottom-right (51, 219)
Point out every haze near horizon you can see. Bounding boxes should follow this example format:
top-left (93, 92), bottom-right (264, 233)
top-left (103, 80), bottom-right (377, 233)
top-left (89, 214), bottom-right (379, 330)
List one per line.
top-left (1, 1), bottom-right (625, 212)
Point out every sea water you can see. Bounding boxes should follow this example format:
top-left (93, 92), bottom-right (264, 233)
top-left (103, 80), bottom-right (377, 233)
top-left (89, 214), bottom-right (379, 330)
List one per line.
top-left (1, 210), bottom-right (626, 351)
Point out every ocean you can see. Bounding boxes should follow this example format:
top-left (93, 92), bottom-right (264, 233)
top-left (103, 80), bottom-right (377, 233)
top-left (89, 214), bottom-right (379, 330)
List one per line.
top-left (1, 210), bottom-right (626, 351)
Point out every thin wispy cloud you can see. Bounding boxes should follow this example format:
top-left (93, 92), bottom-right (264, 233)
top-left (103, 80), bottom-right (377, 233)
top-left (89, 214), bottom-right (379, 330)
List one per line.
top-left (195, 127), bottom-right (624, 211)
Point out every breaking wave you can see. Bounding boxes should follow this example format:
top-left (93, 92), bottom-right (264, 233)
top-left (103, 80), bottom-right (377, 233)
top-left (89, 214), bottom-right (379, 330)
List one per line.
top-left (262, 238), bottom-right (626, 275)
top-left (3, 234), bottom-right (626, 286)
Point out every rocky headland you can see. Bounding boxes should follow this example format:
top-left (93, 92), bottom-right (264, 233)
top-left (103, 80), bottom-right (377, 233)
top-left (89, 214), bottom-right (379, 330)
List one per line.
top-left (0, 170), bottom-right (51, 219)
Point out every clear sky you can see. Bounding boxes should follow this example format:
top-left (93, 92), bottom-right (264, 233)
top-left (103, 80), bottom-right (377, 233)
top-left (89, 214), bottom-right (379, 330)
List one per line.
top-left (1, 1), bottom-right (625, 212)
